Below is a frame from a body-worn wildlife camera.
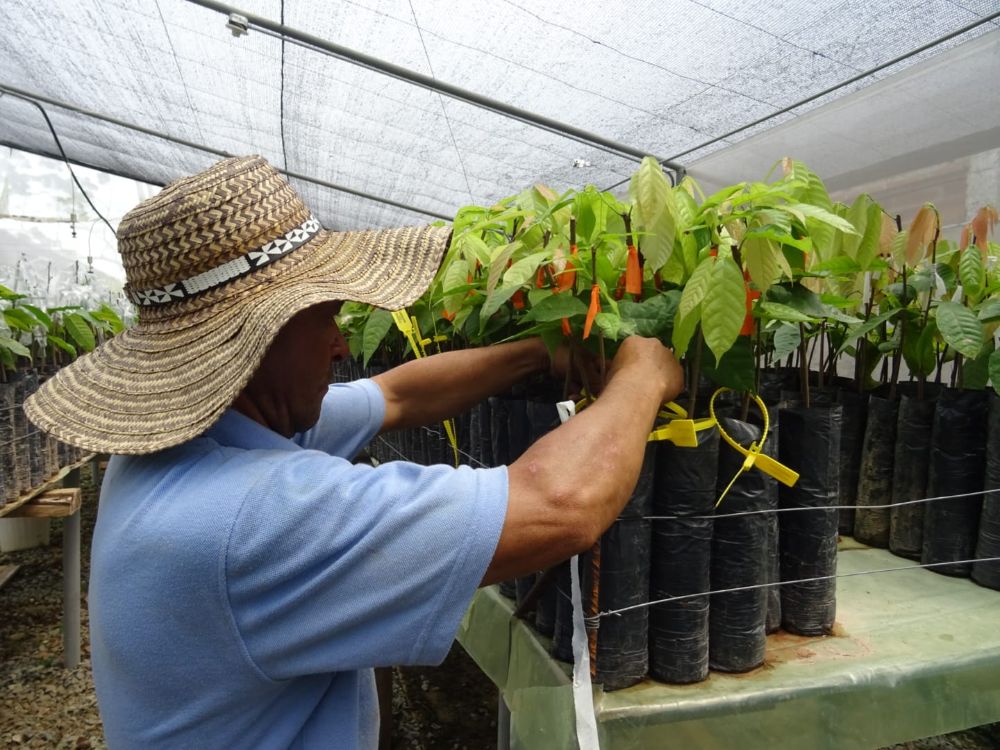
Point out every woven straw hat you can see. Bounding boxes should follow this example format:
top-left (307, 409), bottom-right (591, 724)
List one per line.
top-left (25, 155), bottom-right (451, 454)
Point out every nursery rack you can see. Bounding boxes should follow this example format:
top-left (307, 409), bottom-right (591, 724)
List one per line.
top-left (458, 543), bottom-right (1000, 749)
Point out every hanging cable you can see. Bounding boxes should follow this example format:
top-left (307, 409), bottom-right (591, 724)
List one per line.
top-left (0, 83), bottom-right (453, 222)
top-left (601, 7), bottom-right (1000, 192)
top-left (0, 91), bottom-right (116, 236)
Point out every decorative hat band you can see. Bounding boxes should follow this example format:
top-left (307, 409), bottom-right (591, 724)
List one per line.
top-left (127, 215), bottom-right (322, 307)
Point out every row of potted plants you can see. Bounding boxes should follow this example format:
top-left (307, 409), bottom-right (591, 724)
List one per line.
top-left (339, 157), bottom-right (999, 690)
top-left (0, 284), bottom-right (124, 507)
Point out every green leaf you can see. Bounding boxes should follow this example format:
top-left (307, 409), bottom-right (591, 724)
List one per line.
top-left (64, 313), bottom-right (96, 352)
top-left (0, 284), bottom-right (27, 302)
top-left (766, 284), bottom-right (827, 317)
top-left (903, 319), bottom-right (937, 378)
top-left (978, 299), bottom-right (1000, 323)
top-left (21, 304), bottom-right (52, 330)
top-left (811, 255), bottom-right (862, 277)
top-left (959, 245), bottom-right (985, 301)
top-left (781, 203), bottom-right (860, 235)
top-left (4, 307), bottom-right (39, 331)
top-left (520, 293), bottom-right (588, 323)
top-left (0, 335), bottom-right (31, 359)
top-left (962, 344), bottom-right (991, 390)
top-left (856, 199), bottom-right (885, 270)
top-left (594, 312), bottom-right (636, 340)
top-left (441, 257), bottom-right (471, 314)
top-left (701, 256), bottom-right (746, 361)
top-left (486, 242), bottom-right (518, 295)
top-left (503, 252), bottom-right (548, 289)
top-left (361, 308), bottom-right (394, 366)
top-left (671, 310), bottom-right (698, 358)
top-left (47, 334), bottom-right (76, 357)
top-left (743, 225), bottom-right (812, 253)
top-left (936, 301), bottom-right (984, 359)
top-left (772, 323), bottom-right (801, 361)
top-left (91, 304), bottom-right (125, 334)
top-left (760, 301), bottom-right (817, 323)
top-left (743, 236), bottom-right (782, 291)
top-left (702, 336), bottom-right (755, 392)
top-left (619, 292), bottom-right (679, 339)
top-left (678, 257), bottom-right (714, 321)
top-left (629, 156), bottom-right (670, 227)
top-left (480, 285), bottom-right (520, 328)
top-left (836, 308), bottom-right (900, 355)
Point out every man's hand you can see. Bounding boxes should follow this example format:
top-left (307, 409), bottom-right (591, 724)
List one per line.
top-left (607, 336), bottom-right (684, 406)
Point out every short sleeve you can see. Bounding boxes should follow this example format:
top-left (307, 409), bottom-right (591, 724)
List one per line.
top-left (224, 450), bottom-right (508, 680)
top-left (294, 379), bottom-right (386, 458)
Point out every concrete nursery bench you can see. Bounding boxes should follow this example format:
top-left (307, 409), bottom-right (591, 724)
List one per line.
top-left (5, 488), bottom-right (84, 668)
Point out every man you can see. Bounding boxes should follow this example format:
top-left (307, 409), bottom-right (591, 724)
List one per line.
top-left (26, 155), bottom-right (682, 749)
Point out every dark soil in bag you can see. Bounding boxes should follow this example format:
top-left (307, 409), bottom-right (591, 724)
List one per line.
top-left (489, 397), bottom-right (515, 599)
top-left (778, 403), bottom-right (842, 636)
top-left (836, 389), bottom-right (867, 536)
top-left (973, 393), bottom-right (1000, 589)
top-left (649, 427), bottom-right (719, 684)
top-left (507, 398), bottom-right (533, 601)
top-left (488, 396), bottom-right (511, 467)
top-left (527, 400), bottom-right (561, 636)
top-left (853, 394), bottom-right (898, 547)
top-left (550, 559), bottom-right (575, 662)
top-left (890, 394), bottom-right (936, 559)
top-left (709, 416), bottom-right (777, 673)
top-left (477, 400), bottom-right (494, 467)
top-left (589, 444), bottom-right (656, 691)
top-left (922, 388), bottom-right (987, 577)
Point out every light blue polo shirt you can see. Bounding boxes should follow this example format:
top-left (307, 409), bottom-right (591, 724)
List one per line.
top-left (89, 379), bottom-right (508, 749)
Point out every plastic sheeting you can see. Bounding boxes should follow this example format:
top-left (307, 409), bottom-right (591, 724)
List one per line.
top-left (0, 1), bottom-right (998, 234)
top-left (457, 545), bottom-right (1000, 750)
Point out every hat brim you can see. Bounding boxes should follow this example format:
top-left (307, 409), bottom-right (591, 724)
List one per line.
top-left (25, 224), bottom-right (451, 454)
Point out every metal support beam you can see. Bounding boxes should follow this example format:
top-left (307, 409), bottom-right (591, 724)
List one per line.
top-left (184, 0), bottom-right (683, 174)
top-left (0, 83), bottom-right (453, 222)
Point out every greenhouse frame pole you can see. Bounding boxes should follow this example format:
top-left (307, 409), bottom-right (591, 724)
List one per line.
top-left (184, 0), bottom-right (685, 176)
top-left (0, 83), bottom-right (453, 222)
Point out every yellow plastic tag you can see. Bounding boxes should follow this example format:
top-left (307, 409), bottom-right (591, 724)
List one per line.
top-left (391, 308), bottom-right (459, 467)
top-left (708, 387), bottom-right (799, 507)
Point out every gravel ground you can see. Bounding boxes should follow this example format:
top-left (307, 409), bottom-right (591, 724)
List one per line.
top-left (0, 463), bottom-right (997, 749)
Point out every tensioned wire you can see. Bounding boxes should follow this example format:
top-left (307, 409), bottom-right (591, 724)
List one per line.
top-left (585, 556), bottom-right (1000, 626)
top-left (371, 427), bottom-right (1000, 623)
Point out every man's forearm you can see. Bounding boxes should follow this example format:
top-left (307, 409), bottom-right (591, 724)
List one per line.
top-left (372, 338), bottom-right (550, 432)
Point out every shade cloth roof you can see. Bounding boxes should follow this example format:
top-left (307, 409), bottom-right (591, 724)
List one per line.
top-left (0, 0), bottom-right (998, 233)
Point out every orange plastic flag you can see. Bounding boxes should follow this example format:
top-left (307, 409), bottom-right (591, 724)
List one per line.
top-left (625, 244), bottom-right (641, 296)
top-left (583, 284), bottom-right (601, 339)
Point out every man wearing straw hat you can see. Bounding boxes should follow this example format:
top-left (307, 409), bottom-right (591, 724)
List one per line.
top-left (25, 155), bottom-right (682, 749)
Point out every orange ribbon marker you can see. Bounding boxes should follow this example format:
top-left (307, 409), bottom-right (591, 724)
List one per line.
top-left (583, 284), bottom-right (601, 339)
top-left (625, 244), bottom-right (642, 296)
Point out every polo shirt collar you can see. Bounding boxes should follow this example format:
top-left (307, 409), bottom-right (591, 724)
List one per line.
top-left (204, 408), bottom-right (302, 452)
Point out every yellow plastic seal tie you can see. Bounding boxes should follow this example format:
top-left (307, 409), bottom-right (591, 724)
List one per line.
top-left (391, 309), bottom-right (421, 358)
top-left (708, 388), bottom-right (799, 507)
top-left (392, 308), bottom-right (460, 467)
top-left (647, 399), bottom-right (717, 447)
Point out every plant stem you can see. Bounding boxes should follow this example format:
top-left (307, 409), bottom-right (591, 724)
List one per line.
top-left (687, 330), bottom-right (704, 417)
top-left (799, 323), bottom-right (811, 408)
top-left (818, 322), bottom-right (825, 390)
